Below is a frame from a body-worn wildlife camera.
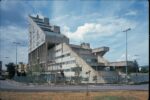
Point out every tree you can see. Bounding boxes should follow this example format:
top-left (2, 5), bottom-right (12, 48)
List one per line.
top-left (134, 60), bottom-right (139, 72)
top-left (5, 63), bottom-right (16, 79)
top-left (127, 60), bottom-right (139, 73)
top-left (60, 70), bottom-right (64, 78)
top-left (140, 66), bottom-right (149, 73)
top-left (17, 70), bottom-right (21, 76)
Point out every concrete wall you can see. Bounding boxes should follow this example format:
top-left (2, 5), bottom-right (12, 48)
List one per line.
top-left (98, 71), bottom-right (119, 83)
top-left (28, 17), bottom-right (46, 53)
top-left (28, 43), bottom-right (47, 71)
top-left (46, 43), bottom-right (120, 83)
top-left (17, 63), bottom-right (28, 73)
top-left (109, 61), bottom-right (136, 67)
top-left (64, 43), bottom-right (98, 83)
top-left (97, 56), bottom-right (109, 66)
top-left (28, 16), bottom-right (69, 72)
top-left (129, 73), bottom-right (149, 83)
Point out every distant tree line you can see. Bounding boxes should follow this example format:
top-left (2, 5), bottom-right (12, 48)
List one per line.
top-left (139, 66), bottom-right (149, 73)
top-left (5, 63), bottom-right (16, 79)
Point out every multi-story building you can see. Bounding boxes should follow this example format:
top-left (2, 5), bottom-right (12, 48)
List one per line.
top-left (16, 62), bottom-right (28, 76)
top-left (28, 15), bottom-right (69, 71)
top-left (28, 15), bottom-right (137, 83)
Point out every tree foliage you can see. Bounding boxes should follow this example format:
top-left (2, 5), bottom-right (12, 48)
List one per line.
top-left (128, 60), bottom-right (139, 73)
top-left (5, 63), bottom-right (16, 79)
top-left (140, 66), bottom-right (149, 73)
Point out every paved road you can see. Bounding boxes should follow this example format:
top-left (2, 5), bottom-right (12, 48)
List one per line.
top-left (0, 80), bottom-right (149, 92)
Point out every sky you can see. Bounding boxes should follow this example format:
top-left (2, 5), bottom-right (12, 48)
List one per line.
top-left (0, 0), bottom-right (149, 69)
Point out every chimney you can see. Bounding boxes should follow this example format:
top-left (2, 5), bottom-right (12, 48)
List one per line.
top-left (37, 15), bottom-right (39, 19)
top-left (44, 17), bottom-right (49, 25)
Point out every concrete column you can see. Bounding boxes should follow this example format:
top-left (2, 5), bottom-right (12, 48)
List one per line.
top-left (45, 42), bottom-right (48, 71)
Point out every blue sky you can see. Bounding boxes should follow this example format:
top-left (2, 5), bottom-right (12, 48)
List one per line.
top-left (0, 0), bottom-right (149, 69)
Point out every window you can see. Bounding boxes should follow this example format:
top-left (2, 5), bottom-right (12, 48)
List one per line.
top-left (64, 69), bottom-right (71, 72)
top-left (61, 60), bottom-right (75, 65)
top-left (71, 67), bottom-right (82, 72)
top-left (86, 59), bottom-right (91, 62)
top-left (55, 49), bottom-right (61, 52)
top-left (92, 59), bottom-right (97, 62)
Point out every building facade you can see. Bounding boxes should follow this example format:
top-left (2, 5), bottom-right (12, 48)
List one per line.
top-left (16, 62), bottom-right (28, 76)
top-left (0, 61), bottom-right (2, 75)
top-left (28, 15), bottom-right (137, 83)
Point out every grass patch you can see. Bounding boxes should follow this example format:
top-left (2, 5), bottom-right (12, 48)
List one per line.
top-left (94, 96), bottom-right (137, 100)
top-left (0, 90), bottom-right (148, 100)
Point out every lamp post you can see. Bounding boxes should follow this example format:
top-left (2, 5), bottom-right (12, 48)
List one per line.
top-left (122, 28), bottom-right (131, 84)
top-left (13, 42), bottom-right (21, 66)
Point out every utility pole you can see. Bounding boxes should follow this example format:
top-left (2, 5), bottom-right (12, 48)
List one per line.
top-left (122, 28), bottom-right (131, 84)
top-left (13, 42), bottom-right (21, 66)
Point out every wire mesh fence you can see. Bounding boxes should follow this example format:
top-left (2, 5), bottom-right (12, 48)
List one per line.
top-left (13, 72), bottom-right (149, 85)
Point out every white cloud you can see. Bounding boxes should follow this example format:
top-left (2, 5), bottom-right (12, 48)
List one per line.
top-left (75, 23), bottom-right (112, 38)
top-left (116, 54), bottom-right (135, 61)
top-left (50, 13), bottom-right (102, 27)
top-left (62, 17), bottom-right (137, 42)
top-left (125, 10), bottom-right (137, 16)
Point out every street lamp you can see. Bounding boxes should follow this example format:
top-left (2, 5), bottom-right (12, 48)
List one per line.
top-left (122, 28), bottom-right (131, 84)
top-left (13, 42), bottom-right (21, 66)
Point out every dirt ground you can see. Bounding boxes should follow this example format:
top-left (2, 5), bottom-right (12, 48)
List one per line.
top-left (0, 90), bottom-right (149, 100)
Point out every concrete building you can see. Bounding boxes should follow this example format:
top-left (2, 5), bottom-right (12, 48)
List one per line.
top-left (28, 15), bottom-right (137, 83)
top-left (16, 62), bottom-right (28, 76)
top-left (28, 15), bottom-right (69, 72)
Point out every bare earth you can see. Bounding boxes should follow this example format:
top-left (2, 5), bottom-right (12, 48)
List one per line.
top-left (0, 90), bottom-right (149, 100)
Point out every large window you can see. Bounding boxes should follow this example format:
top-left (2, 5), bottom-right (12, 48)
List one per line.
top-left (85, 58), bottom-right (97, 63)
